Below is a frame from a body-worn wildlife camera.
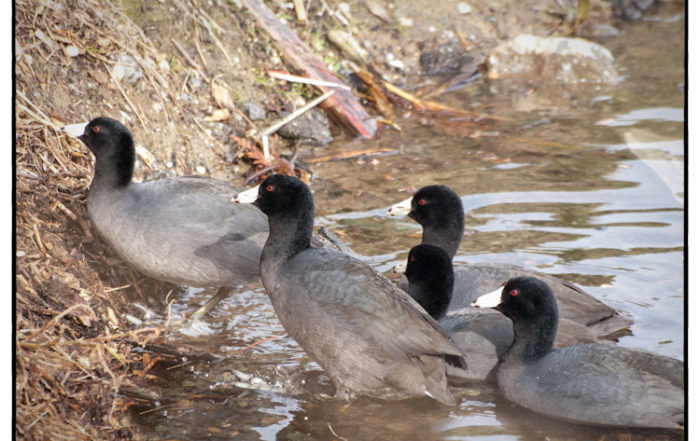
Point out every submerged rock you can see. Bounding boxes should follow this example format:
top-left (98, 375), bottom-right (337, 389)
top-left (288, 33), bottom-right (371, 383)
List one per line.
top-left (612, 0), bottom-right (656, 20)
top-left (278, 108), bottom-right (333, 146)
top-left (419, 38), bottom-right (484, 77)
top-left (488, 34), bottom-right (619, 85)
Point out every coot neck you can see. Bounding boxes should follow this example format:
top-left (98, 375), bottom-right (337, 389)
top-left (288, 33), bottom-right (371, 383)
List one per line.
top-left (407, 274), bottom-right (453, 320)
top-left (502, 315), bottom-right (557, 363)
top-left (90, 138), bottom-right (135, 193)
top-left (422, 221), bottom-right (463, 260)
top-left (261, 202), bottom-right (315, 267)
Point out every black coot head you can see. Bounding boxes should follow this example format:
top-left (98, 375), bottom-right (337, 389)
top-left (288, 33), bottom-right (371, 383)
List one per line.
top-left (409, 185), bottom-right (463, 227)
top-left (497, 277), bottom-right (558, 325)
top-left (404, 244), bottom-right (454, 319)
top-left (79, 117), bottom-right (134, 188)
top-left (254, 174), bottom-right (313, 217)
top-left (79, 117), bottom-right (133, 156)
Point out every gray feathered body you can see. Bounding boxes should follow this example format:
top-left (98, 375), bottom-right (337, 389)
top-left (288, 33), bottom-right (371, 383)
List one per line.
top-left (498, 343), bottom-right (684, 428)
top-left (261, 247), bottom-right (465, 405)
top-left (398, 262), bottom-right (630, 382)
top-left (88, 176), bottom-right (268, 287)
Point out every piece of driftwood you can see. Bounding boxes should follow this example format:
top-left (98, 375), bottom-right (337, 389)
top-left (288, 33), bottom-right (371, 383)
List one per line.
top-left (238, 0), bottom-right (376, 139)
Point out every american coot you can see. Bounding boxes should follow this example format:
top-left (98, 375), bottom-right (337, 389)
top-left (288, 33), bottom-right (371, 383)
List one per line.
top-left (69, 117), bottom-right (347, 319)
top-left (404, 244), bottom-right (454, 319)
top-left (70, 117), bottom-right (268, 318)
top-left (388, 185), bottom-right (632, 345)
top-left (236, 174), bottom-right (468, 405)
top-left (405, 244), bottom-right (512, 381)
top-left (473, 277), bottom-right (684, 429)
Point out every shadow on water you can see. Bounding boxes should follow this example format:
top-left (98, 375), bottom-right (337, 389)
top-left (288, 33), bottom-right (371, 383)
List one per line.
top-left (128, 3), bottom-right (684, 440)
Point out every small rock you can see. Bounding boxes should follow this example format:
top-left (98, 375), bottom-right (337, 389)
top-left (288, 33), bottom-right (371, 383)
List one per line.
top-left (190, 73), bottom-right (202, 90)
top-left (278, 108), bottom-right (333, 146)
top-left (611, 0), bottom-right (655, 20)
top-left (118, 110), bottom-right (132, 124)
top-left (457, 2), bottom-right (472, 14)
top-left (158, 59), bottom-right (170, 73)
top-left (365, 0), bottom-right (391, 23)
top-left (34, 30), bottom-right (59, 51)
top-left (204, 108), bottom-right (230, 122)
top-left (242, 102), bottom-right (266, 121)
top-left (65, 45), bottom-right (80, 57)
top-left (211, 80), bottom-right (234, 110)
top-left (398, 17), bottom-right (413, 27)
top-left (388, 59), bottom-right (405, 70)
top-left (195, 165), bottom-right (207, 175)
top-left (112, 54), bottom-right (142, 84)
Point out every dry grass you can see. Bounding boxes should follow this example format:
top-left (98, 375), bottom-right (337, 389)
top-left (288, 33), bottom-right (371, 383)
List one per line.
top-left (14, 0), bottom-right (245, 438)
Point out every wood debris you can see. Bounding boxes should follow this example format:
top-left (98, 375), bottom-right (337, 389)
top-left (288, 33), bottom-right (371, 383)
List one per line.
top-left (239, 0), bottom-right (377, 139)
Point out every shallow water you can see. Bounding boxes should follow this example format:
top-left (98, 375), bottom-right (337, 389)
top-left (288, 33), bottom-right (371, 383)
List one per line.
top-left (129, 4), bottom-right (685, 440)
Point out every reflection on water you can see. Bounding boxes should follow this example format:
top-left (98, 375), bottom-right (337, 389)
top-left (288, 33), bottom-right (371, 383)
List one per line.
top-left (129, 3), bottom-right (684, 440)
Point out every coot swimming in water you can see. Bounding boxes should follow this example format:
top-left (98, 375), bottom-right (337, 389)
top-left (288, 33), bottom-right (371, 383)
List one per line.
top-left (404, 244), bottom-right (512, 381)
top-left (388, 184), bottom-right (631, 345)
top-left (473, 277), bottom-right (683, 428)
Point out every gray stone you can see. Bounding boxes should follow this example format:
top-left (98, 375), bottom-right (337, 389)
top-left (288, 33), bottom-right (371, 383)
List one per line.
top-left (242, 102), bottom-right (266, 121)
top-left (278, 108), bottom-right (333, 146)
top-left (488, 34), bottom-right (619, 85)
top-left (612, 0), bottom-right (656, 20)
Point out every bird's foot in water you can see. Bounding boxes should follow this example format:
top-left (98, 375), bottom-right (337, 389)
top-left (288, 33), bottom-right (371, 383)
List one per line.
top-left (121, 301), bottom-right (215, 336)
top-left (123, 303), bottom-right (157, 327)
top-left (224, 368), bottom-right (301, 395)
top-left (187, 287), bottom-right (233, 322)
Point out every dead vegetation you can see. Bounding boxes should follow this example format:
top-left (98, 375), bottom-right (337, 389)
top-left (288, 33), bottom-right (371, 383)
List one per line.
top-left (14, 0), bottom-right (247, 438)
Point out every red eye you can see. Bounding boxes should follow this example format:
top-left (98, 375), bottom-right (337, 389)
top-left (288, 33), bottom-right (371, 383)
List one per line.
top-left (92, 126), bottom-right (100, 133)
top-left (418, 199), bottom-right (426, 206)
top-left (409, 256), bottom-right (415, 262)
top-left (266, 185), bottom-right (274, 192)
top-left (510, 289), bottom-right (518, 296)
